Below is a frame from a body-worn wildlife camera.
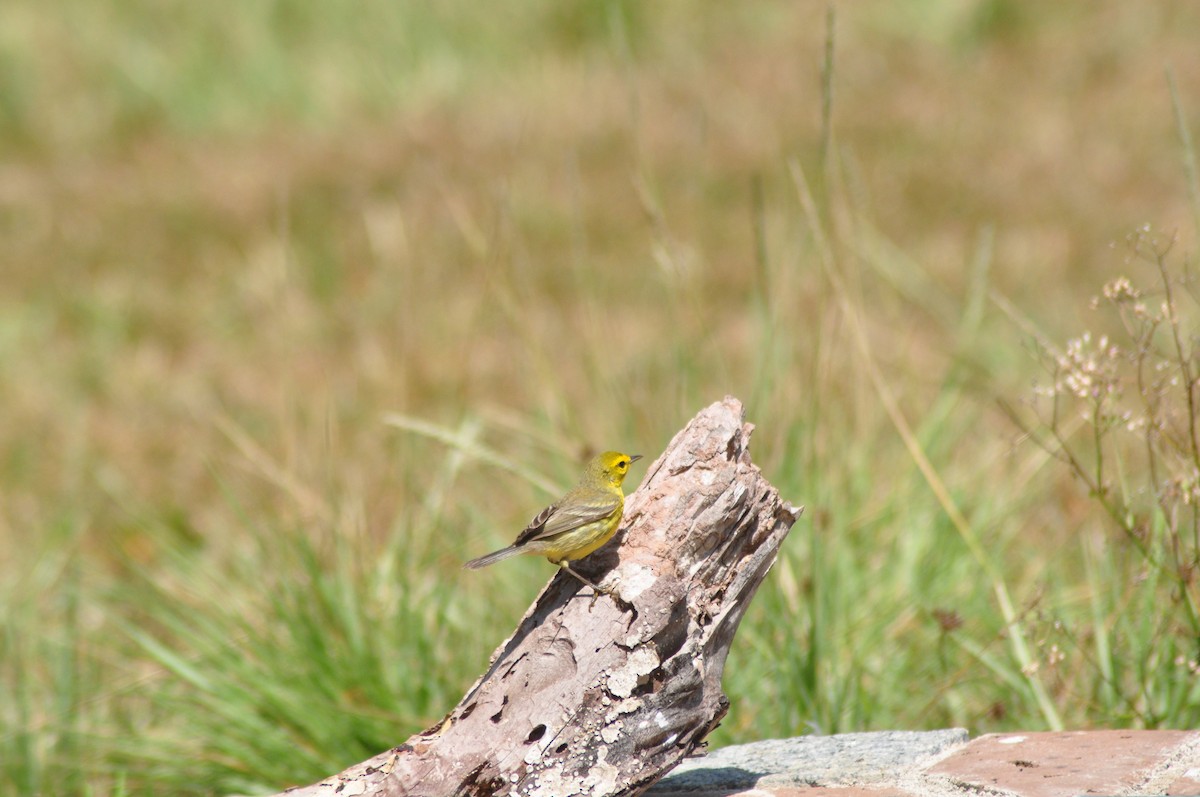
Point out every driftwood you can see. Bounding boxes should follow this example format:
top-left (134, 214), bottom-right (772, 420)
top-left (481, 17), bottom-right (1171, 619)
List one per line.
top-left (276, 397), bottom-right (800, 797)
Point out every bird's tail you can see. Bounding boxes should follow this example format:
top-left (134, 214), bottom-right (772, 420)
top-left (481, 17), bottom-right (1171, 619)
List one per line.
top-left (463, 545), bottom-right (524, 570)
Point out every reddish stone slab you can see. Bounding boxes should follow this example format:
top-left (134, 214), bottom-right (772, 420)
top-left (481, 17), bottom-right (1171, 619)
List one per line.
top-left (929, 730), bottom-right (1192, 797)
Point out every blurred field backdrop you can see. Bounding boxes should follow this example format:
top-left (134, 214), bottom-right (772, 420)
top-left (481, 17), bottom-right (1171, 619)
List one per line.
top-left (4, 1), bottom-right (1200, 795)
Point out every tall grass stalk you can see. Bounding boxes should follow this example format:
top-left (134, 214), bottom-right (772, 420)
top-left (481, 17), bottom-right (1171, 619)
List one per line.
top-left (790, 159), bottom-right (1064, 730)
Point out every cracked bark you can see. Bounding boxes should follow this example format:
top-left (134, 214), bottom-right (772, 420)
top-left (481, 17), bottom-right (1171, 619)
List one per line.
top-left (274, 397), bottom-right (801, 797)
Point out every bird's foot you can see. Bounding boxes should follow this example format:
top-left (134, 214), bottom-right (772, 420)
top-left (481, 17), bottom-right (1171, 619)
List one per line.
top-left (559, 562), bottom-right (624, 610)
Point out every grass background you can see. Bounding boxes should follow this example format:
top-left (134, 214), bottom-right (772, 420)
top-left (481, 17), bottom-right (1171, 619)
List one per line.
top-left (3, 1), bottom-right (1200, 794)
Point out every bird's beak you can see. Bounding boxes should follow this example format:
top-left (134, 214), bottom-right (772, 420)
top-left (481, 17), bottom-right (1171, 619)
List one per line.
top-left (630, 454), bottom-right (643, 463)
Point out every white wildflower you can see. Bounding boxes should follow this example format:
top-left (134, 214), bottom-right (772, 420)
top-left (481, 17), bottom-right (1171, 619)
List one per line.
top-left (1102, 277), bottom-right (1140, 302)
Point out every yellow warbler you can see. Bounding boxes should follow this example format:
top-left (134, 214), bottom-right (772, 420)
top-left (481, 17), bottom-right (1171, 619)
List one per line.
top-left (464, 451), bottom-right (643, 593)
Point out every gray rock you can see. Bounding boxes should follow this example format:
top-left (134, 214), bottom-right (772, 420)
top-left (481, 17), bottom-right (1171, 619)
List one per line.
top-left (649, 729), bottom-right (970, 792)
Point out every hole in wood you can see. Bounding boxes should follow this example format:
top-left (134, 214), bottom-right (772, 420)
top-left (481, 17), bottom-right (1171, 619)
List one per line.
top-left (525, 724), bottom-right (547, 744)
top-left (489, 695), bottom-right (508, 724)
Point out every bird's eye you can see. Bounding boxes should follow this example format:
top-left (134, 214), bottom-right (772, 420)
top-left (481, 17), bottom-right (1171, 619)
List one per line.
top-left (618, 461), bottom-right (627, 470)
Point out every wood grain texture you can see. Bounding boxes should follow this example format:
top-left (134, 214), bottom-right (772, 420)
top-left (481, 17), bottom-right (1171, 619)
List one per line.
top-left (275, 397), bottom-right (801, 797)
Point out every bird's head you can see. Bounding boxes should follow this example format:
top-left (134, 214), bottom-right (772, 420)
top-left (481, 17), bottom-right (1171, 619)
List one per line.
top-left (588, 451), bottom-right (643, 489)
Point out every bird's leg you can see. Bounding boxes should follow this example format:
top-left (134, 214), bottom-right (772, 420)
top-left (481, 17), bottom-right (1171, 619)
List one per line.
top-left (557, 561), bottom-right (615, 607)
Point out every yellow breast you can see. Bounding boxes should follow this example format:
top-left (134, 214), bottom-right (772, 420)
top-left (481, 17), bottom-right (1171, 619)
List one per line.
top-left (540, 510), bottom-right (623, 564)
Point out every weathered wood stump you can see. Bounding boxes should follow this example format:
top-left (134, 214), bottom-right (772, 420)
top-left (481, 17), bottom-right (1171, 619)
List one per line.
top-left (276, 397), bottom-right (800, 796)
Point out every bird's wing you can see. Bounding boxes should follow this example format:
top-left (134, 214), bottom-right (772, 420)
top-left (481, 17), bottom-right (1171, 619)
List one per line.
top-left (512, 494), bottom-right (621, 546)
